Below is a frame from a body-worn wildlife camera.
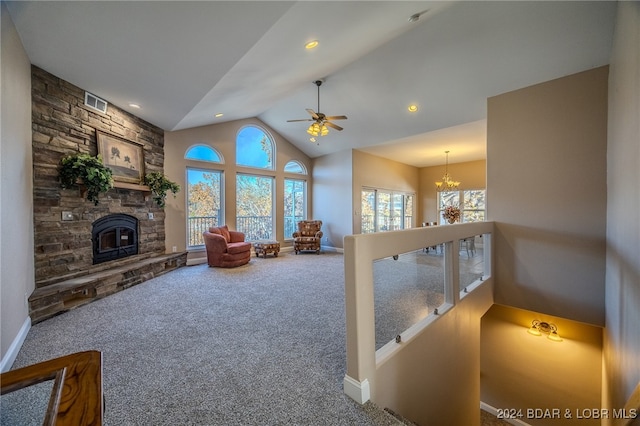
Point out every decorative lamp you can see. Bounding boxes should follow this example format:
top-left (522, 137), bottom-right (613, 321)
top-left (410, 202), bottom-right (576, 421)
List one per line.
top-left (435, 151), bottom-right (461, 192)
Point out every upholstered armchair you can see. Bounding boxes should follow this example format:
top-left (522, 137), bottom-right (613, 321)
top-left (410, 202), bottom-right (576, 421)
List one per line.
top-left (203, 225), bottom-right (252, 267)
top-left (292, 220), bottom-right (323, 255)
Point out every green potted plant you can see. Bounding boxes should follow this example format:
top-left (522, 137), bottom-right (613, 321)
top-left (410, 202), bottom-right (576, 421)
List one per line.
top-left (144, 171), bottom-right (180, 207)
top-left (58, 153), bottom-right (114, 205)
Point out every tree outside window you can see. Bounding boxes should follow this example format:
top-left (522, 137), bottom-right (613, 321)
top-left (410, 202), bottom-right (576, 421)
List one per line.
top-left (187, 168), bottom-right (222, 247)
top-left (438, 190), bottom-right (485, 224)
top-left (236, 174), bottom-right (274, 241)
top-left (284, 179), bottom-right (306, 239)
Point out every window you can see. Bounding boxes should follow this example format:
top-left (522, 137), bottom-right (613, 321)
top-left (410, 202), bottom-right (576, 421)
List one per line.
top-left (438, 189), bottom-right (485, 224)
top-left (361, 188), bottom-right (414, 233)
top-left (284, 179), bottom-right (306, 239)
top-left (186, 168), bottom-right (223, 247)
top-left (236, 174), bottom-right (274, 241)
top-left (185, 145), bottom-right (223, 163)
top-left (284, 160), bottom-right (307, 174)
top-left (236, 126), bottom-right (274, 170)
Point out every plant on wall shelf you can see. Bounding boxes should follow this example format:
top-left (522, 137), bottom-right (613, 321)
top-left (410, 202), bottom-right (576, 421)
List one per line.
top-left (144, 171), bottom-right (180, 208)
top-left (58, 153), bottom-right (114, 205)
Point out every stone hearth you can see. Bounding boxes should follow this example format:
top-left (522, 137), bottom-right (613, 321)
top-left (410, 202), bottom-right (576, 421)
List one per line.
top-left (29, 252), bottom-right (187, 324)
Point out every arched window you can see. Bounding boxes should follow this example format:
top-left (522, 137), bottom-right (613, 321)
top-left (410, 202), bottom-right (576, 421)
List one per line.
top-left (284, 160), bottom-right (307, 174)
top-left (236, 126), bottom-right (274, 170)
top-left (185, 144), bottom-right (223, 163)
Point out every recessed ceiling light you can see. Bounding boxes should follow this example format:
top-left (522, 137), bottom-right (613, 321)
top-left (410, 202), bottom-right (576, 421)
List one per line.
top-left (215, 113), bottom-right (224, 118)
top-left (129, 103), bottom-right (141, 109)
top-left (408, 104), bottom-right (418, 112)
top-left (305, 40), bottom-right (319, 50)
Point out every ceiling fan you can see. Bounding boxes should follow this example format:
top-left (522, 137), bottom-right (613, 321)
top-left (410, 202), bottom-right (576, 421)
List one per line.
top-left (287, 80), bottom-right (347, 137)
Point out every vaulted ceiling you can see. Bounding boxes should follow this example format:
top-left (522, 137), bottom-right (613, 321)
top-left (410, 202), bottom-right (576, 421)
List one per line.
top-left (6, 1), bottom-right (616, 167)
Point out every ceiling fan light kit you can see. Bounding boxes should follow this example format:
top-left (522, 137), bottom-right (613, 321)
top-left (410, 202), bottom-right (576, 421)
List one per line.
top-left (287, 80), bottom-right (347, 138)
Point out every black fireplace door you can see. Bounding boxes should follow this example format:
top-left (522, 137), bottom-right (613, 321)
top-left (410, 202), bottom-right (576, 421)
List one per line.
top-left (92, 214), bottom-right (138, 264)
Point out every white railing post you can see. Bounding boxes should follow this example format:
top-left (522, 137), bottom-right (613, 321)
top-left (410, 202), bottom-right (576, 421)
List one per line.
top-left (343, 234), bottom-right (376, 404)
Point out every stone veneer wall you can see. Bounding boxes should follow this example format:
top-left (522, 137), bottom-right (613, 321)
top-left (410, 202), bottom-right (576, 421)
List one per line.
top-left (32, 66), bottom-right (167, 285)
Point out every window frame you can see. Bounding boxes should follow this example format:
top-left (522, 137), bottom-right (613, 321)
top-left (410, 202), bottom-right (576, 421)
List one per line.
top-left (361, 187), bottom-right (415, 234)
top-left (235, 173), bottom-right (275, 241)
top-left (185, 167), bottom-right (224, 248)
top-left (235, 125), bottom-right (275, 171)
top-left (184, 144), bottom-right (224, 164)
top-left (284, 178), bottom-right (307, 240)
top-left (437, 189), bottom-right (486, 224)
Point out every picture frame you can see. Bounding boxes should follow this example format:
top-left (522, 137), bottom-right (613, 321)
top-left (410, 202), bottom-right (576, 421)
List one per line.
top-left (96, 131), bottom-right (144, 184)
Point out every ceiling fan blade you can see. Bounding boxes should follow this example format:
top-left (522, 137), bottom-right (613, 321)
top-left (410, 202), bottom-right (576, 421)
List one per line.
top-left (306, 109), bottom-right (319, 120)
top-left (286, 118), bottom-right (313, 122)
top-left (325, 121), bottom-right (343, 131)
top-left (325, 115), bottom-right (347, 120)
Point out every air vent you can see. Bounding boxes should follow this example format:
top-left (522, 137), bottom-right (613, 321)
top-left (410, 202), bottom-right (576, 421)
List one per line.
top-left (84, 92), bottom-right (108, 114)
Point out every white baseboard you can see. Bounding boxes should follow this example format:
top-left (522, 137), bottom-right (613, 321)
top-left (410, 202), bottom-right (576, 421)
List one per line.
top-left (321, 245), bottom-right (344, 253)
top-left (1, 316), bottom-right (31, 372)
top-left (344, 375), bottom-right (370, 404)
top-left (480, 402), bottom-right (532, 426)
top-left (187, 257), bottom-right (207, 266)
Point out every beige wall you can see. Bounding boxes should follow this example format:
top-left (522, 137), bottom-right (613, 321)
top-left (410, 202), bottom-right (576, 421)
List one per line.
top-left (313, 150), bottom-right (480, 251)
top-left (311, 149), bottom-right (353, 249)
top-left (481, 304), bottom-right (602, 426)
top-left (1, 3), bottom-right (34, 370)
top-left (352, 150), bottom-right (420, 235)
top-left (419, 159), bottom-right (486, 225)
top-left (164, 118), bottom-right (311, 258)
top-left (311, 149), bottom-right (421, 250)
top-left (603, 1), bottom-right (640, 418)
top-left (487, 66), bottom-right (608, 326)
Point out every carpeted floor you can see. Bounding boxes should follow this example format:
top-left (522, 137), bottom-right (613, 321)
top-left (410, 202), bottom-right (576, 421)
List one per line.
top-left (2, 252), bottom-right (403, 426)
top-left (2, 247), bottom-right (485, 425)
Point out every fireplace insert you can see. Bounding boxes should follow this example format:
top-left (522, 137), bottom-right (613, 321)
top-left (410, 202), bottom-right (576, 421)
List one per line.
top-left (92, 214), bottom-right (138, 264)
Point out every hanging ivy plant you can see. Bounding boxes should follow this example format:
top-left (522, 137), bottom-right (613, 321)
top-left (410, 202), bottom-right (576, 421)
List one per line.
top-left (144, 171), bottom-right (180, 208)
top-left (58, 153), bottom-right (114, 205)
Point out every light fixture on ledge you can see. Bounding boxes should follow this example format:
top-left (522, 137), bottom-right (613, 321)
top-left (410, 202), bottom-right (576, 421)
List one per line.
top-left (528, 320), bottom-right (563, 342)
top-left (435, 150), bottom-right (461, 192)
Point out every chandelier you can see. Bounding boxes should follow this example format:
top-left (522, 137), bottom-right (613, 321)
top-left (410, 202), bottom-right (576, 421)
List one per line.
top-left (435, 151), bottom-right (461, 192)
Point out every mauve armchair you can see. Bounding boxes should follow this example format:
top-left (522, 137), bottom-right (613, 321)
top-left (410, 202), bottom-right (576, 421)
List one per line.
top-left (203, 225), bottom-right (251, 267)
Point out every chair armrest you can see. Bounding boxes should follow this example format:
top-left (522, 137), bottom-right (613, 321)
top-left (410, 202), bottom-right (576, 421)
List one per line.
top-left (292, 231), bottom-right (301, 238)
top-left (315, 231), bottom-right (323, 239)
top-left (203, 231), bottom-right (229, 252)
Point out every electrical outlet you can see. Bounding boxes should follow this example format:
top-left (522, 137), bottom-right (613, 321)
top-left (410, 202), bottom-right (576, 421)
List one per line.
top-left (61, 211), bottom-right (73, 221)
top-left (172, 246), bottom-right (177, 253)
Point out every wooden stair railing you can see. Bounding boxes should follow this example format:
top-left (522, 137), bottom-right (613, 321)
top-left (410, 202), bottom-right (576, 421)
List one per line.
top-left (1, 351), bottom-right (103, 425)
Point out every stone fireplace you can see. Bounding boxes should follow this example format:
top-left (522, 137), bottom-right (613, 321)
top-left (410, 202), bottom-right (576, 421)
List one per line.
top-left (29, 66), bottom-right (186, 323)
top-left (92, 214), bottom-right (139, 264)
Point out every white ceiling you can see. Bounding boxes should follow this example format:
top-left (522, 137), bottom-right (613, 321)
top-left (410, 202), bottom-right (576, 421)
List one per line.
top-left (6, 1), bottom-right (617, 167)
